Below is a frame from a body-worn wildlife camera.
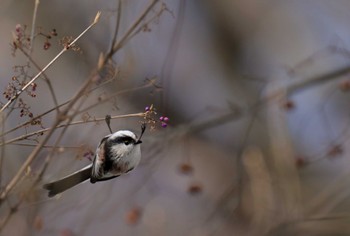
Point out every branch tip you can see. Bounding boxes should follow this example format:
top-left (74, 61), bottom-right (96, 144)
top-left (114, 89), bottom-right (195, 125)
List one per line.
top-left (94, 11), bottom-right (102, 24)
top-left (98, 52), bottom-right (105, 70)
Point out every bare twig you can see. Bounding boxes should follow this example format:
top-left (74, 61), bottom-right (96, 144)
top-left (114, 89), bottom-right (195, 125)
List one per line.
top-left (109, 0), bottom-right (159, 55)
top-left (160, 0), bottom-right (185, 112)
top-left (108, 0), bottom-right (122, 54)
top-left (37, 97), bottom-right (85, 182)
top-left (7, 143), bottom-right (79, 149)
top-left (262, 65), bottom-right (350, 103)
top-left (0, 11), bottom-right (101, 113)
top-left (1, 113), bottom-right (144, 146)
top-left (0, 75), bottom-right (121, 138)
top-left (0, 201), bottom-right (21, 231)
top-left (0, 114), bottom-right (5, 187)
top-left (18, 47), bottom-right (60, 111)
top-left (0, 81), bottom-right (151, 139)
top-left (29, 0), bottom-right (40, 54)
top-left (77, 83), bottom-right (153, 115)
top-left (126, 3), bottom-right (171, 42)
top-left (0, 101), bottom-right (68, 138)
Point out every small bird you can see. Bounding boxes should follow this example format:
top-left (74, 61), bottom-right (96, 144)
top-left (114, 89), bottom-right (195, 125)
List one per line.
top-left (43, 116), bottom-right (146, 197)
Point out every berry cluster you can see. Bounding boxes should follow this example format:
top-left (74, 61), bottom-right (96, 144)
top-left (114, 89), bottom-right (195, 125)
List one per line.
top-left (144, 105), bottom-right (170, 129)
top-left (18, 98), bottom-right (33, 118)
top-left (41, 28), bottom-right (58, 50)
top-left (159, 116), bottom-right (169, 128)
top-left (12, 24), bottom-right (58, 54)
top-left (3, 75), bottom-right (37, 101)
top-left (2, 66), bottom-right (42, 126)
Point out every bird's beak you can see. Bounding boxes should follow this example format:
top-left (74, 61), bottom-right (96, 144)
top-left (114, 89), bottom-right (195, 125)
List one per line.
top-left (135, 123), bottom-right (146, 145)
top-left (135, 140), bottom-right (142, 145)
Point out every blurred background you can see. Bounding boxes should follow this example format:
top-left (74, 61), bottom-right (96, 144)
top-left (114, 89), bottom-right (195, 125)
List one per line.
top-left (1, 0), bottom-right (350, 235)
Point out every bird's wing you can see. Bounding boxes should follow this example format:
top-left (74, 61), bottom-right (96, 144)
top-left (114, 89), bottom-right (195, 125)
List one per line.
top-left (91, 135), bottom-right (110, 183)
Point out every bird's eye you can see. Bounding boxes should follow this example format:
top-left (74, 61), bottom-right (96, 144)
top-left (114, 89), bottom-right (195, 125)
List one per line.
top-left (124, 141), bottom-right (130, 145)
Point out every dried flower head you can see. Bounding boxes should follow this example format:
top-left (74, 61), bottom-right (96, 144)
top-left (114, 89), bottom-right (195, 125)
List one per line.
top-left (60, 36), bottom-right (81, 52)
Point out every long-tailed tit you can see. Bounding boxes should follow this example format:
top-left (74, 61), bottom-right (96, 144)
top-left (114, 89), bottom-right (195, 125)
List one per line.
top-left (43, 117), bottom-right (146, 197)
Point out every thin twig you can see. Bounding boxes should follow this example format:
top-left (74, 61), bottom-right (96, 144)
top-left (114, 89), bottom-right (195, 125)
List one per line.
top-left (7, 143), bottom-right (80, 149)
top-left (108, 0), bottom-right (122, 55)
top-left (1, 113), bottom-right (144, 146)
top-left (29, 0), bottom-right (40, 54)
top-left (126, 3), bottom-right (169, 43)
top-left (262, 65), bottom-right (350, 103)
top-left (37, 90), bottom-right (91, 182)
top-left (0, 117), bottom-right (57, 203)
top-left (0, 114), bottom-right (5, 187)
top-left (77, 83), bottom-right (153, 115)
top-left (0, 76), bottom-right (153, 139)
top-left (110, 0), bottom-right (159, 55)
top-left (0, 74), bottom-right (121, 138)
top-left (18, 47), bottom-right (60, 112)
top-left (0, 12), bottom-right (101, 113)
top-left (0, 101), bottom-right (68, 138)
top-left (0, 201), bottom-right (21, 231)
top-left (160, 0), bottom-right (185, 112)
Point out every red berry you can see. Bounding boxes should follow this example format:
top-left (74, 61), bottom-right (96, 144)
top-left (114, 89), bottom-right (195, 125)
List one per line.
top-left (282, 100), bottom-right (295, 110)
top-left (295, 157), bottom-right (306, 168)
top-left (43, 42), bottom-right (51, 50)
top-left (188, 183), bottom-right (202, 195)
top-left (339, 81), bottom-right (350, 92)
top-left (51, 29), bottom-right (58, 36)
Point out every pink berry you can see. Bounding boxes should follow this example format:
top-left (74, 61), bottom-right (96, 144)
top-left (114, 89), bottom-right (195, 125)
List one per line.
top-left (161, 122), bottom-right (167, 128)
top-left (159, 116), bottom-right (164, 121)
top-left (163, 117), bottom-right (169, 122)
top-left (145, 106), bottom-right (150, 111)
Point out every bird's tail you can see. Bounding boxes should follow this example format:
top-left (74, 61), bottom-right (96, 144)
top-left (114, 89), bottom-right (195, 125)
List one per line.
top-left (43, 165), bottom-right (92, 197)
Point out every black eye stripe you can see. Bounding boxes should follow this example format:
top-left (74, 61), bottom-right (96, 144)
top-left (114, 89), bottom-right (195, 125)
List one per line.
top-left (109, 136), bottom-right (135, 144)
